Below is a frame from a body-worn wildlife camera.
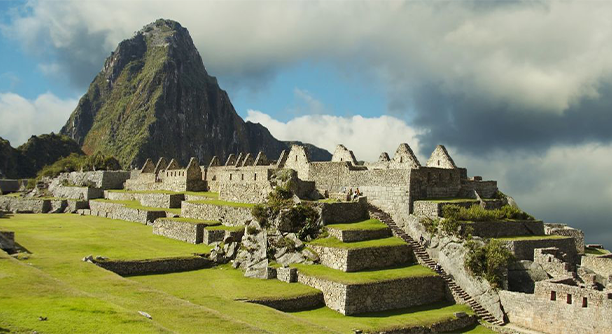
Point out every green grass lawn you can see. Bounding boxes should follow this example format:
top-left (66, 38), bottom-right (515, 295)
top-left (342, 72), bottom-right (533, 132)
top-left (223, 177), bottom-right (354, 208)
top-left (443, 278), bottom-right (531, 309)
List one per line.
top-left (293, 263), bottom-right (437, 284)
top-left (0, 213), bottom-right (475, 334)
top-left (326, 219), bottom-right (388, 231)
top-left (495, 235), bottom-right (568, 241)
top-left (93, 199), bottom-right (182, 215)
top-left (157, 217), bottom-right (220, 226)
top-left (309, 236), bottom-right (406, 249)
top-left (291, 302), bottom-right (474, 333)
top-left (187, 199), bottom-right (255, 208)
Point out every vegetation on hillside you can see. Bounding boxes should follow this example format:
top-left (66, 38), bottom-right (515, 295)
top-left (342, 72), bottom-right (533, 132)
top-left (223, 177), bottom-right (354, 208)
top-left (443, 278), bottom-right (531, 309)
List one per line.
top-left (464, 239), bottom-right (514, 288)
top-left (28, 152), bottom-right (120, 188)
top-left (442, 204), bottom-right (533, 222)
top-left (0, 134), bottom-right (84, 179)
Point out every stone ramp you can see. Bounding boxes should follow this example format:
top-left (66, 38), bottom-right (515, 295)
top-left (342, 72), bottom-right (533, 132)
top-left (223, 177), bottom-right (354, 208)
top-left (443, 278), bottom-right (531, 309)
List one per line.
top-left (368, 205), bottom-right (505, 326)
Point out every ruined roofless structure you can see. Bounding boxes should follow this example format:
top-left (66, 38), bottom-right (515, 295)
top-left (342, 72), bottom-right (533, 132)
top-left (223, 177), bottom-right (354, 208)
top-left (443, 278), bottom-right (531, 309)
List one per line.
top-left (128, 143), bottom-right (497, 217)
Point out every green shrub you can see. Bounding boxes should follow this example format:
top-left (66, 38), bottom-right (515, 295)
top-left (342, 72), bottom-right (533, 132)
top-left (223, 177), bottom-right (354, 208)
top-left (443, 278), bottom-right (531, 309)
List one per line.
top-left (274, 237), bottom-right (296, 251)
top-left (442, 204), bottom-right (533, 222)
top-left (465, 239), bottom-right (514, 288)
top-left (246, 226), bottom-right (259, 235)
top-left (422, 217), bottom-right (440, 235)
top-left (251, 204), bottom-right (270, 226)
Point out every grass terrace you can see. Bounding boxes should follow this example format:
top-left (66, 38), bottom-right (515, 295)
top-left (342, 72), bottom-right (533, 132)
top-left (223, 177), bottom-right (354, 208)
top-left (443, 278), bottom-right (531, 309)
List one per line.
top-left (92, 199), bottom-right (182, 215)
top-left (585, 247), bottom-right (611, 256)
top-left (326, 219), bottom-right (388, 231)
top-left (293, 263), bottom-right (437, 285)
top-left (156, 217), bottom-right (220, 226)
top-left (309, 236), bottom-right (406, 249)
top-left (495, 235), bottom-right (569, 241)
top-left (187, 199), bottom-right (255, 208)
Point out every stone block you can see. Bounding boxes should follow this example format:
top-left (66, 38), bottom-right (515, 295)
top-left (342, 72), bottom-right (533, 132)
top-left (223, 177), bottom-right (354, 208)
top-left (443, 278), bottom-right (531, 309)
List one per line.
top-left (277, 267), bottom-right (298, 283)
top-left (203, 229), bottom-right (225, 245)
top-left (310, 243), bottom-right (414, 272)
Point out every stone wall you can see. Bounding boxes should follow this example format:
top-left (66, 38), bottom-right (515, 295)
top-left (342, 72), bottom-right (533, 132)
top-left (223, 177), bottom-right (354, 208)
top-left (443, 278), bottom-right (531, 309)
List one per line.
top-left (104, 191), bottom-right (136, 201)
top-left (501, 237), bottom-right (577, 263)
top-left (134, 193), bottom-right (184, 208)
top-left (66, 199), bottom-right (89, 213)
top-left (245, 293), bottom-right (325, 312)
top-left (181, 201), bottom-right (253, 226)
top-left (545, 223), bottom-right (585, 254)
top-left (50, 185), bottom-right (103, 201)
top-left (0, 231), bottom-right (15, 251)
top-left (581, 254), bottom-right (612, 279)
top-left (378, 315), bottom-right (476, 334)
top-left (410, 167), bottom-right (463, 199)
top-left (319, 199), bottom-right (368, 224)
top-left (458, 180), bottom-right (498, 198)
top-left (327, 226), bottom-right (391, 242)
top-left (499, 282), bottom-right (612, 334)
top-left (310, 244), bottom-right (413, 272)
top-left (57, 171), bottom-right (131, 189)
top-left (298, 272), bottom-right (446, 315)
top-left (412, 200), bottom-right (478, 219)
top-left (0, 196), bottom-right (50, 213)
top-left (152, 219), bottom-right (206, 244)
top-left (89, 201), bottom-right (167, 224)
top-left (92, 256), bottom-right (212, 276)
top-left (0, 180), bottom-right (20, 194)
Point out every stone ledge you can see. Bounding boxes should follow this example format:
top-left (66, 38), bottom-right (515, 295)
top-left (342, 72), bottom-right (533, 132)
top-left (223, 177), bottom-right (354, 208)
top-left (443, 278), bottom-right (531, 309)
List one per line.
top-left (327, 226), bottom-right (391, 242)
top-left (88, 201), bottom-right (167, 224)
top-left (297, 272), bottom-right (446, 315)
top-left (310, 243), bottom-right (414, 272)
top-left (244, 292), bottom-right (325, 312)
top-left (181, 201), bottom-right (253, 226)
top-left (153, 218), bottom-right (218, 244)
top-left (92, 256), bottom-right (212, 276)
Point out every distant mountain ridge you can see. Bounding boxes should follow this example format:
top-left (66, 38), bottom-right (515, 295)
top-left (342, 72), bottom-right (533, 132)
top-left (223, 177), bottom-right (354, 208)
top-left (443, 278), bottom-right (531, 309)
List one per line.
top-left (60, 19), bottom-right (330, 168)
top-left (0, 134), bottom-right (84, 179)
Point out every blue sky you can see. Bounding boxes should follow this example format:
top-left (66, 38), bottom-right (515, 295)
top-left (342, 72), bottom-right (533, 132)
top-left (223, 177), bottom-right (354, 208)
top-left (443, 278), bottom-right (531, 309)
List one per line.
top-left (1, 0), bottom-right (612, 248)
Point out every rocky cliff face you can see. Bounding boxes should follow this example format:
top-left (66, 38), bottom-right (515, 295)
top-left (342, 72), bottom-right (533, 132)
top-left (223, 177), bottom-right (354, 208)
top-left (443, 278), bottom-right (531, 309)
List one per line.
top-left (61, 19), bottom-right (330, 168)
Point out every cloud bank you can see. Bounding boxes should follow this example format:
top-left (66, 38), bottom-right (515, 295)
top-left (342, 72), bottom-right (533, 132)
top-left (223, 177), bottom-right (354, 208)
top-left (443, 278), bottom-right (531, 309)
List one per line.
top-left (0, 92), bottom-right (77, 146)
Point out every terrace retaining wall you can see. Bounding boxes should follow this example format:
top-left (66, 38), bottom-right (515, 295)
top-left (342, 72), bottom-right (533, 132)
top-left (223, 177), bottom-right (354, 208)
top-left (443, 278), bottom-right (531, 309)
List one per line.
top-left (501, 237), bottom-right (577, 263)
top-left (93, 256), bottom-right (212, 276)
top-left (152, 219), bottom-right (207, 244)
top-left (310, 243), bottom-right (414, 272)
top-left (460, 220), bottom-right (545, 238)
top-left (89, 201), bottom-right (167, 224)
top-left (245, 292), bottom-right (325, 312)
top-left (0, 196), bottom-right (50, 213)
top-left (50, 185), bottom-right (103, 200)
top-left (327, 227), bottom-right (391, 242)
top-left (181, 201), bottom-right (253, 226)
top-left (319, 199), bottom-right (368, 224)
top-left (134, 193), bottom-right (185, 209)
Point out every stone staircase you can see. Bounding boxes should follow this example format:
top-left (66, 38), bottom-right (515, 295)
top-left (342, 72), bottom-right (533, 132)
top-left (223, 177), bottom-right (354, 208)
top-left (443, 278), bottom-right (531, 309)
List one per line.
top-left (368, 205), bottom-right (505, 326)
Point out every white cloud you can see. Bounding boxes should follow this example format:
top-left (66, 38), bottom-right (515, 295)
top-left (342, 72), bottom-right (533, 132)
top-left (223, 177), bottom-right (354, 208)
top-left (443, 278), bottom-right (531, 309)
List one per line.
top-left (4, 1), bottom-right (612, 113)
top-left (293, 88), bottom-right (326, 115)
top-left (0, 92), bottom-right (78, 146)
top-left (245, 109), bottom-right (421, 162)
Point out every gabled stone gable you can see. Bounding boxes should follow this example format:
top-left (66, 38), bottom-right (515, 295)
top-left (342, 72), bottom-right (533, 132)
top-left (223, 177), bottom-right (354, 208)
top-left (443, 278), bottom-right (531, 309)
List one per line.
top-left (276, 150), bottom-right (288, 168)
top-left (241, 153), bottom-right (254, 167)
top-left (426, 145), bottom-right (457, 169)
top-left (254, 152), bottom-right (268, 166)
top-left (140, 158), bottom-right (155, 173)
top-left (393, 143), bottom-right (421, 168)
top-left (225, 154), bottom-right (237, 166)
top-left (166, 159), bottom-right (181, 170)
top-left (378, 152), bottom-right (390, 162)
top-left (154, 157), bottom-right (168, 175)
top-left (331, 144), bottom-right (358, 165)
top-left (234, 153), bottom-right (244, 167)
top-left (208, 156), bottom-right (220, 167)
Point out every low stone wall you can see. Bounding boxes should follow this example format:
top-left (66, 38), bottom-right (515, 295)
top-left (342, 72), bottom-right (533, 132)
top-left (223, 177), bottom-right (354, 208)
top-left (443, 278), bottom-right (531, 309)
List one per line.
top-left (93, 256), bottom-right (212, 276)
top-left (152, 219), bottom-right (206, 244)
top-left (327, 226), bottom-right (391, 242)
top-left (0, 231), bottom-right (15, 251)
top-left (203, 229), bottom-right (225, 244)
top-left (412, 200), bottom-right (478, 219)
top-left (0, 196), bottom-right (50, 213)
top-left (319, 198), bottom-right (368, 224)
top-left (545, 223), bottom-right (585, 254)
top-left (581, 254), bottom-right (612, 279)
top-left (0, 180), bottom-right (20, 194)
top-left (499, 289), bottom-right (612, 334)
top-left (134, 193), bottom-right (185, 209)
top-left (310, 244), bottom-right (413, 272)
top-left (501, 237), bottom-right (577, 263)
top-left (104, 191), bottom-right (136, 201)
top-left (298, 272), bottom-right (446, 315)
top-left (89, 201), bottom-right (167, 224)
top-left (181, 201), bottom-right (253, 226)
top-left (66, 199), bottom-right (89, 213)
top-left (460, 220), bottom-right (545, 238)
top-left (58, 171), bottom-right (131, 189)
top-left (378, 315), bottom-right (476, 334)
top-left (245, 292), bottom-right (325, 312)
top-left (51, 185), bottom-right (103, 200)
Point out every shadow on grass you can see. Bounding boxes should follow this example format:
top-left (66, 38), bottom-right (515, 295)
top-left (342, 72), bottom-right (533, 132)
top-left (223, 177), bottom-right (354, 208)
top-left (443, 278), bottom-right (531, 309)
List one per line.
top-left (0, 327), bottom-right (10, 333)
top-left (0, 212), bottom-right (13, 219)
top-left (351, 301), bottom-right (456, 318)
